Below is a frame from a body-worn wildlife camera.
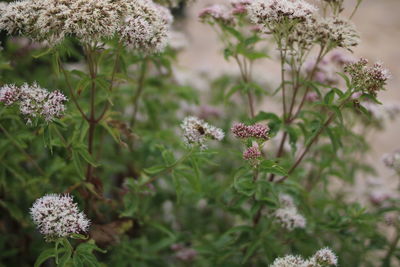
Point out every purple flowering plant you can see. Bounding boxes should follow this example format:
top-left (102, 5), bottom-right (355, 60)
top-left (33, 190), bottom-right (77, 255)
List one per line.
top-left (1, 0), bottom-right (400, 266)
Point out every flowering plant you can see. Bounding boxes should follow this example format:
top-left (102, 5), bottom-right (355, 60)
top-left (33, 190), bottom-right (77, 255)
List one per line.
top-left (0, 0), bottom-right (399, 266)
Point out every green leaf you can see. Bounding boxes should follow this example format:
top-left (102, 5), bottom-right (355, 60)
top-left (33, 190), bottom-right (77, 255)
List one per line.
top-left (32, 48), bottom-right (53, 59)
top-left (34, 248), bottom-right (56, 267)
top-left (324, 90), bottom-right (335, 105)
top-left (259, 160), bottom-right (288, 176)
top-left (234, 175), bottom-right (256, 197)
top-left (75, 145), bottom-right (99, 167)
top-left (72, 150), bottom-right (85, 179)
top-left (143, 165), bottom-right (167, 175)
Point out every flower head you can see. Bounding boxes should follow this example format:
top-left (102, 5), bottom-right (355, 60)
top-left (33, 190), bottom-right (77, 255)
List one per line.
top-left (271, 255), bottom-right (310, 267)
top-left (316, 17), bottom-right (359, 50)
top-left (181, 116), bottom-right (224, 150)
top-left (231, 122), bottom-right (269, 140)
top-left (199, 4), bottom-right (234, 25)
top-left (345, 58), bottom-right (390, 96)
top-left (0, 83), bottom-right (67, 123)
top-left (120, 0), bottom-right (172, 53)
top-left (0, 0), bottom-right (171, 53)
top-left (30, 194), bottom-right (90, 241)
top-left (274, 207), bottom-right (306, 231)
top-left (248, 0), bottom-right (317, 33)
top-left (310, 247), bottom-right (338, 266)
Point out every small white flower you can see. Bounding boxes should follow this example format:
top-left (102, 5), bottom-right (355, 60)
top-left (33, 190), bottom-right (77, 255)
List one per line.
top-left (181, 116), bottom-right (224, 150)
top-left (274, 207), bottom-right (306, 231)
top-left (310, 247), bottom-right (338, 266)
top-left (271, 255), bottom-right (310, 267)
top-left (30, 194), bottom-right (90, 241)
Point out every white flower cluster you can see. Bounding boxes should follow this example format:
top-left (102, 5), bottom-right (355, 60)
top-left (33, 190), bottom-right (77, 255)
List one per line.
top-left (274, 193), bottom-right (306, 231)
top-left (0, 83), bottom-right (67, 123)
top-left (316, 17), bottom-right (359, 50)
top-left (181, 116), bottom-right (224, 150)
top-left (30, 194), bottom-right (90, 241)
top-left (0, 0), bottom-right (171, 53)
top-left (121, 1), bottom-right (172, 53)
top-left (248, 0), bottom-right (317, 31)
top-left (271, 247), bottom-right (338, 267)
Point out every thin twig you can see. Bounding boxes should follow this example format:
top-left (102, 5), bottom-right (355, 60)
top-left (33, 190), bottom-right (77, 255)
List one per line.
top-left (59, 60), bottom-right (89, 122)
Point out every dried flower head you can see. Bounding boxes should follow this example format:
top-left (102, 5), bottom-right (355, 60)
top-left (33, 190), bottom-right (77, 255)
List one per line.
top-left (0, 83), bottom-right (67, 123)
top-left (248, 0), bottom-right (317, 33)
top-left (274, 207), bottom-right (306, 231)
top-left (310, 247), bottom-right (338, 266)
top-left (345, 58), bottom-right (390, 96)
top-left (231, 122), bottom-right (270, 140)
top-left (181, 116), bottom-right (224, 150)
top-left (30, 194), bottom-right (90, 241)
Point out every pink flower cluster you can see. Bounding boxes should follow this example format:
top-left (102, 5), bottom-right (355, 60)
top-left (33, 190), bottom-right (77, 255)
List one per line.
top-left (231, 122), bottom-right (269, 140)
top-left (243, 145), bottom-right (262, 160)
top-left (199, 4), bottom-right (234, 24)
top-left (0, 83), bottom-right (67, 123)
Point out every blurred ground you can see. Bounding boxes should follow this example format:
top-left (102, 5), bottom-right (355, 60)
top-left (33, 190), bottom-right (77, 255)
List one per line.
top-left (178, 0), bottom-right (400, 187)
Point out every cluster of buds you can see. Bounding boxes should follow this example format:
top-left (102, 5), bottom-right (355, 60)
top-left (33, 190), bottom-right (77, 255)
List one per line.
top-left (271, 247), bottom-right (338, 267)
top-left (231, 122), bottom-right (269, 140)
top-left (181, 116), bottom-right (224, 150)
top-left (344, 58), bottom-right (390, 97)
top-left (273, 193), bottom-right (306, 231)
top-left (30, 194), bottom-right (90, 242)
top-left (232, 122), bottom-right (270, 166)
top-left (0, 83), bottom-right (67, 124)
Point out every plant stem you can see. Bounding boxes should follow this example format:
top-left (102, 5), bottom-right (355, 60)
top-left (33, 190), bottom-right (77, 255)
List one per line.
top-left (233, 55), bottom-right (255, 118)
top-left (277, 97), bottom-right (349, 183)
top-left (279, 48), bottom-right (288, 119)
top-left (131, 59), bottom-right (149, 127)
top-left (142, 149), bottom-right (194, 187)
top-left (59, 59), bottom-right (89, 122)
top-left (382, 229), bottom-right (400, 267)
top-left (290, 46), bottom-right (325, 121)
top-left (350, 0), bottom-right (363, 20)
top-left (84, 45), bottom-right (98, 183)
top-left (96, 42), bottom-right (122, 123)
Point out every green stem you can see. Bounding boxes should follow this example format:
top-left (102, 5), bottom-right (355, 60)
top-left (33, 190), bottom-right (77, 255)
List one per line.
top-left (142, 149), bottom-right (195, 187)
top-left (131, 59), bottom-right (149, 127)
top-left (382, 229), bottom-right (400, 267)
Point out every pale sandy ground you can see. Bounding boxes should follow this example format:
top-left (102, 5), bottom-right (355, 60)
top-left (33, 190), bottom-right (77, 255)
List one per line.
top-left (178, 0), bottom-right (400, 190)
